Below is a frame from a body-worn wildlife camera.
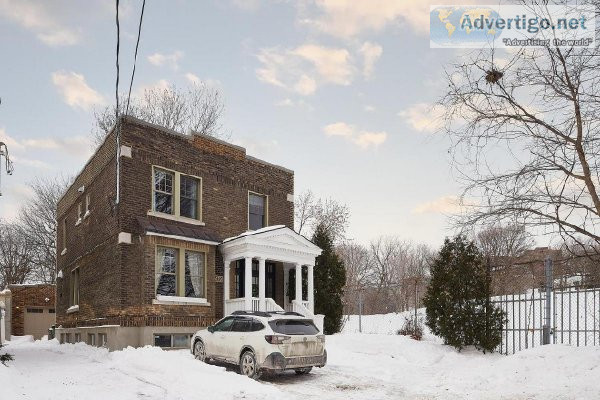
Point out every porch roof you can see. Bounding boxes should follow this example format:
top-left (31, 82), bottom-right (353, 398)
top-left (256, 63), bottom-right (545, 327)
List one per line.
top-left (219, 225), bottom-right (322, 265)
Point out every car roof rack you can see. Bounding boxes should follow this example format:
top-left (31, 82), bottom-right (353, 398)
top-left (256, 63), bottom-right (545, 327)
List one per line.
top-left (231, 310), bottom-right (272, 317)
top-left (268, 311), bottom-right (305, 317)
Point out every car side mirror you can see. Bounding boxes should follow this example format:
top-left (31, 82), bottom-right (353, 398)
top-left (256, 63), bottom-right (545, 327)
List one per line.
top-left (207, 326), bottom-right (214, 333)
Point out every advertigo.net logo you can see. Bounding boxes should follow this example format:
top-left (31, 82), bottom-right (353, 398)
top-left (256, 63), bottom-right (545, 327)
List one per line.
top-left (430, 4), bottom-right (596, 48)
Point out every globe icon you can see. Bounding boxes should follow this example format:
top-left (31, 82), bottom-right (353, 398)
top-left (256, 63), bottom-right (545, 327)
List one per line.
top-left (430, 7), bottom-right (503, 46)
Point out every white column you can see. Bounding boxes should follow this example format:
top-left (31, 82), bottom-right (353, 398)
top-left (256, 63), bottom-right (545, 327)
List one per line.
top-left (244, 257), bottom-right (253, 310)
top-left (223, 259), bottom-right (230, 308)
top-left (258, 257), bottom-right (266, 311)
top-left (295, 263), bottom-right (302, 302)
top-left (307, 264), bottom-right (314, 314)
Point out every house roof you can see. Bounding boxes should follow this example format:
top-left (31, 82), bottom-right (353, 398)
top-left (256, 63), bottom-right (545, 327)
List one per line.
top-left (136, 217), bottom-right (222, 244)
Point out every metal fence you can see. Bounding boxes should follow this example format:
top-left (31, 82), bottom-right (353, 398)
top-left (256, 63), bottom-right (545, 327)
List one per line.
top-left (491, 258), bottom-right (600, 355)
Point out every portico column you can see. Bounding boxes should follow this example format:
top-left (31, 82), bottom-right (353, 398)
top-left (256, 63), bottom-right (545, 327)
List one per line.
top-left (307, 264), bottom-right (314, 314)
top-left (295, 263), bottom-right (302, 302)
top-left (245, 257), bottom-right (253, 310)
top-left (258, 257), bottom-right (266, 311)
top-left (223, 259), bottom-right (231, 302)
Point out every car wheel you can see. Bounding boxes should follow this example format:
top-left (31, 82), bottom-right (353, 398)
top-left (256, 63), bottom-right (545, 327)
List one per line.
top-left (295, 367), bottom-right (312, 375)
top-left (193, 340), bottom-right (207, 362)
top-left (240, 350), bottom-right (261, 380)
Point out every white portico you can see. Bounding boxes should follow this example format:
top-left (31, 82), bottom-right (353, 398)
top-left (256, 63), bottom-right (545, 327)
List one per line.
top-left (219, 225), bottom-right (323, 328)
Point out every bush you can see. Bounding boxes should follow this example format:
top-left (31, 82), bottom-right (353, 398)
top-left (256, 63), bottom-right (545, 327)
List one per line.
top-left (423, 235), bottom-right (506, 352)
top-left (0, 343), bottom-right (13, 366)
top-left (397, 317), bottom-right (424, 341)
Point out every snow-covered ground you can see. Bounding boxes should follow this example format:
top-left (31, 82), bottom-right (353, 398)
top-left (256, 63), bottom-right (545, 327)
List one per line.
top-left (2, 317), bottom-right (600, 400)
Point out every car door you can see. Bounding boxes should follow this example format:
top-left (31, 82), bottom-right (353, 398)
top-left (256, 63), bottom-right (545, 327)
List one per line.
top-left (208, 317), bottom-right (234, 358)
top-left (227, 317), bottom-right (251, 362)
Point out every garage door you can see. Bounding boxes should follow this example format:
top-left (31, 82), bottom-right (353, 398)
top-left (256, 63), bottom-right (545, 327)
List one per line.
top-left (24, 307), bottom-right (56, 339)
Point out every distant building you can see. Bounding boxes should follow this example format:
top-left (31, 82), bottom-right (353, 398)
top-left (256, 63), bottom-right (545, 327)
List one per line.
top-left (0, 284), bottom-right (56, 342)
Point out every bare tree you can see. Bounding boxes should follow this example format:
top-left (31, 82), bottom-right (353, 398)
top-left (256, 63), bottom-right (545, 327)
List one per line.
top-left (18, 176), bottom-right (71, 284)
top-left (0, 221), bottom-right (35, 287)
top-left (337, 241), bottom-right (371, 314)
top-left (294, 189), bottom-right (350, 243)
top-left (441, 2), bottom-right (600, 256)
top-left (475, 224), bottom-right (535, 259)
top-left (93, 83), bottom-right (226, 146)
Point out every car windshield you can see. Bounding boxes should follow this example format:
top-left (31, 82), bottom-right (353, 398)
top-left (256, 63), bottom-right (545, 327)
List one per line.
top-left (268, 319), bottom-right (319, 335)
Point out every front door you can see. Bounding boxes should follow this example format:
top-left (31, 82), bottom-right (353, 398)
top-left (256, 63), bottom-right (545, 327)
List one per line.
top-left (234, 260), bottom-right (277, 300)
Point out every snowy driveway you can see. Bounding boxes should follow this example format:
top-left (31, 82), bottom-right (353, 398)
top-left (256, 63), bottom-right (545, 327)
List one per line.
top-left (1, 334), bottom-right (599, 400)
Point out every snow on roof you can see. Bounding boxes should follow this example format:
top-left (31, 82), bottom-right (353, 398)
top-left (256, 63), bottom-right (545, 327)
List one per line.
top-left (222, 225), bottom-right (286, 243)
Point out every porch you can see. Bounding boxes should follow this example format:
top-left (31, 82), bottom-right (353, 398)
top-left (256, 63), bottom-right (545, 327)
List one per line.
top-left (219, 226), bottom-right (323, 329)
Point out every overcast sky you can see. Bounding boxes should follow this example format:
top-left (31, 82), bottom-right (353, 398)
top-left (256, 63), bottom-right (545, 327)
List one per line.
top-left (0, 0), bottom-right (481, 248)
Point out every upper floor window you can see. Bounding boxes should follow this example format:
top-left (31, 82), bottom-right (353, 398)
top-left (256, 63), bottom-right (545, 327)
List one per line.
top-left (154, 168), bottom-right (174, 215)
top-left (152, 166), bottom-right (202, 222)
top-left (180, 175), bottom-right (199, 219)
top-left (248, 193), bottom-right (267, 230)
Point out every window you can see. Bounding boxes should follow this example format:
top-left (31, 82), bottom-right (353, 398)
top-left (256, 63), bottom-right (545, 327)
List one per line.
top-left (212, 317), bottom-right (235, 332)
top-left (74, 333), bottom-right (81, 342)
top-left (49, 308), bottom-right (56, 314)
top-left (248, 193), bottom-right (267, 230)
top-left (156, 247), bottom-right (178, 296)
top-left (65, 333), bottom-right (71, 343)
top-left (153, 334), bottom-right (191, 348)
top-left (26, 308), bottom-right (43, 313)
top-left (156, 246), bottom-right (206, 298)
top-left (60, 333), bottom-right (65, 344)
top-left (88, 334), bottom-right (96, 346)
top-left (76, 202), bottom-right (82, 224)
top-left (180, 175), bottom-right (199, 219)
top-left (153, 168), bottom-right (174, 215)
top-left (231, 318), bottom-right (251, 332)
top-left (268, 319), bottom-right (320, 335)
top-left (85, 194), bottom-right (90, 216)
top-left (184, 250), bottom-right (205, 298)
top-left (152, 167), bottom-right (203, 221)
top-left (98, 333), bottom-right (107, 347)
top-left (62, 218), bottom-right (67, 251)
top-left (70, 268), bottom-right (80, 306)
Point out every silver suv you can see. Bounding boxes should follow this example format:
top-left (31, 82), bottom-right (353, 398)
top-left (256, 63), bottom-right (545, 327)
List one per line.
top-left (190, 311), bottom-right (327, 379)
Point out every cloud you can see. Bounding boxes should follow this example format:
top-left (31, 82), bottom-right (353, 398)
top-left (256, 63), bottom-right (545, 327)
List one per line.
top-left (364, 105), bottom-right (376, 112)
top-left (256, 44), bottom-right (354, 95)
top-left (148, 51), bottom-right (184, 70)
top-left (52, 71), bottom-right (105, 111)
top-left (185, 73), bottom-right (201, 84)
top-left (323, 122), bottom-right (387, 149)
top-left (359, 42), bottom-right (382, 78)
top-left (275, 98), bottom-right (294, 107)
top-left (412, 195), bottom-right (464, 215)
top-left (300, 0), bottom-right (477, 38)
top-left (0, 128), bottom-right (92, 160)
top-left (0, 0), bottom-right (80, 46)
top-left (398, 103), bottom-right (445, 133)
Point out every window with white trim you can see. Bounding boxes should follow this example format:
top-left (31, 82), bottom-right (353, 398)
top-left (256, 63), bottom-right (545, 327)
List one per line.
top-left (70, 268), bottom-right (80, 307)
top-left (85, 194), bottom-right (90, 216)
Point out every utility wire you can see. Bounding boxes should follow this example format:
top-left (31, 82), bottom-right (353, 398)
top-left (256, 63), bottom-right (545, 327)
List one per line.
top-left (115, 0), bottom-right (121, 204)
top-left (126, 0), bottom-right (146, 115)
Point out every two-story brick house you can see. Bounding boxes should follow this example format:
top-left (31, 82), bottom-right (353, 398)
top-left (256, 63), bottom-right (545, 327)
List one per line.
top-left (56, 116), bottom-right (321, 350)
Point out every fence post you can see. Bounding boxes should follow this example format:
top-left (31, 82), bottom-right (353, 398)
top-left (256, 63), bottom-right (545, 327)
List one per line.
top-left (543, 257), bottom-right (553, 345)
top-left (358, 289), bottom-right (363, 333)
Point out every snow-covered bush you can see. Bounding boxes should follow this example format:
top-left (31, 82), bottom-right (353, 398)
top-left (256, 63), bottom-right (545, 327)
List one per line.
top-left (397, 317), bottom-right (424, 340)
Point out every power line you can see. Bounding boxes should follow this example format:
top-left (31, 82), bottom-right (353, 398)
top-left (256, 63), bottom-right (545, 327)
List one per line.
top-left (115, 0), bottom-right (121, 205)
top-left (126, 0), bottom-right (146, 115)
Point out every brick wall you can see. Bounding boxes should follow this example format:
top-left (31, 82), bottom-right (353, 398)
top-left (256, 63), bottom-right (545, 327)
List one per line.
top-left (9, 284), bottom-right (56, 336)
top-left (56, 116), bottom-right (295, 328)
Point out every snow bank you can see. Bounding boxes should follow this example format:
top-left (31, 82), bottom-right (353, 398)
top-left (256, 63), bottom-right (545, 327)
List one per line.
top-left (0, 338), bottom-right (280, 400)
